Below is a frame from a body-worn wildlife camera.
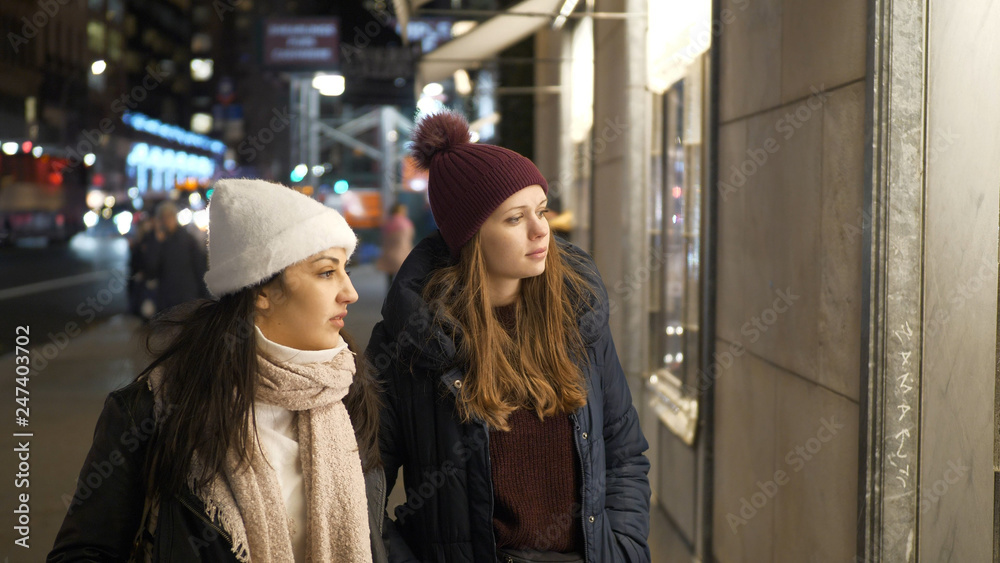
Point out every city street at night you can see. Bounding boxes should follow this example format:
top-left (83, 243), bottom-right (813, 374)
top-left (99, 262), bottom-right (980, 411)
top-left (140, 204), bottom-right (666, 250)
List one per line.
top-left (3, 0), bottom-right (1000, 561)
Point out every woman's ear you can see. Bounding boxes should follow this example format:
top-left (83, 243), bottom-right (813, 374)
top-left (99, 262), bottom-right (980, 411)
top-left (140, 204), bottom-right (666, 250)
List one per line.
top-left (256, 289), bottom-right (271, 311)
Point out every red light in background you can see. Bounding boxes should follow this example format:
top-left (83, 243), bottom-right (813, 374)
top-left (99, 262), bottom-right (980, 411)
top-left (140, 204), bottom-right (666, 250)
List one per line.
top-left (92, 173), bottom-right (105, 187)
top-left (672, 186), bottom-right (682, 198)
top-left (21, 141), bottom-right (31, 153)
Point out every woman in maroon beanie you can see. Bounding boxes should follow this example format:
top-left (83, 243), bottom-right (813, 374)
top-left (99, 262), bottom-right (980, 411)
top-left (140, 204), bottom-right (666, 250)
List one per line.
top-left (365, 111), bottom-right (650, 563)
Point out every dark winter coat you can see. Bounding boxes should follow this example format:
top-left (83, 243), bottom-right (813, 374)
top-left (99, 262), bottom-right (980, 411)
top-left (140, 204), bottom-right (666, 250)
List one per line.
top-left (155, 226), bottom-right (207, 311)
top-left (367, 232), bottom-right (651, 563)
top-left (47, 379), bottom-right (389, 563)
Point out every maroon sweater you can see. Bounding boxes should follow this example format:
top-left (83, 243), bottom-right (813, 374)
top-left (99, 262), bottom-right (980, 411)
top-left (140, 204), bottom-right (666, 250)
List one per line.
top-left (489, 304), bottom-right (583, 552)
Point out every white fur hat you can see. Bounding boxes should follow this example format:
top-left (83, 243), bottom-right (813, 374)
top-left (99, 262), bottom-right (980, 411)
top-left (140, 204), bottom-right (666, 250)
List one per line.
top-left (203, 178), bottom-right (357, 297)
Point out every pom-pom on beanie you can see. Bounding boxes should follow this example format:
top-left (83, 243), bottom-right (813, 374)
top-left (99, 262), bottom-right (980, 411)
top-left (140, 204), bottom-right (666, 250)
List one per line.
top-left (411, 111), bottom-right (547, 257)
top-left (203, 178), bottom-right (357, 297)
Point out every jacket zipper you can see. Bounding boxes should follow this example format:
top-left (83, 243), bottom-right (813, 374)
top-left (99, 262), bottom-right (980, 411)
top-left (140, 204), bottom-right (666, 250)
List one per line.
top-left (177, 493), bottom-right (233, 545)
top-left (483, 421), bottom-right (498, 562)
top-left (570, 413), bottom-right (590, 563)
top-left (442, 369), bottom-right (499, 561)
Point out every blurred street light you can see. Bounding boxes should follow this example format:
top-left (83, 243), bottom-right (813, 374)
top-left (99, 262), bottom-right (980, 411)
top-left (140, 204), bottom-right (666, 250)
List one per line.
top-left (312, 74), bottom-right (345, 97)
top-left (91, 60), bottom-right (107, 75)
top-left (454, 70), bottom-right (472, 96)
top-left (190, 59), bottom-right (214, 81)
top-left (290, 163), bottom-right (308, 182)
top-left (191, 113), bottom-right (213, 134)
top-left (114, 211), bottom-right (133, 235)
top-left (451, 21), bottom-right (477, 37)
top-left (422, 82), bottom-right (444, 97)
top-left (193, 209), bottom-right (210, 230)
top-left (86, 190), bottom-right (105, 209)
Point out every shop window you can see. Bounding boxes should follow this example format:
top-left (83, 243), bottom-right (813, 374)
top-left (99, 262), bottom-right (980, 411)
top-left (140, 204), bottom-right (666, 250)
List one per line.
top-left (647, 54), bottom-right (707, 444)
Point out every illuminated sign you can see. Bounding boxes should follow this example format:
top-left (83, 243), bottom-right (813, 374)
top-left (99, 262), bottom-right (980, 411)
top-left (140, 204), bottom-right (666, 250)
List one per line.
top-left (122, 112), bottom-right (226, 155)
top-left (265, 18), bottom-right (340, 67)
top-left (126, 143), bottom-right (216, 193)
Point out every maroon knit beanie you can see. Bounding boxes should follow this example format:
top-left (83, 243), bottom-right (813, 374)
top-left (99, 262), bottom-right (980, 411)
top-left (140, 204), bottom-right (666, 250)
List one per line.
top-left (411, 111), bottom-right (548, 257)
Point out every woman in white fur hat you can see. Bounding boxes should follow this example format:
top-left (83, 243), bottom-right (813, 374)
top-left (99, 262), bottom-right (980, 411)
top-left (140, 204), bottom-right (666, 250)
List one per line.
top-left (49, 179), bottom-right (386, 563)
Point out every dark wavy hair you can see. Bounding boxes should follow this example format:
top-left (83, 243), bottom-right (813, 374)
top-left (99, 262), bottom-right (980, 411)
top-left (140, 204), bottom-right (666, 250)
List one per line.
top-left (139, 273), bottom-right (381, 498)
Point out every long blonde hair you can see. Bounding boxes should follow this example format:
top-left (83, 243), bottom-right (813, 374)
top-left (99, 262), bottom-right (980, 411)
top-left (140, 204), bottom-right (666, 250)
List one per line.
top-left (423, 233), bottom-right (595, 430)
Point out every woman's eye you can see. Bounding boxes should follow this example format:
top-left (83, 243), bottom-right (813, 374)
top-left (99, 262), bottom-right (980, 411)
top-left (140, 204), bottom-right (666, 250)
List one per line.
top-left (320, 270), bottom-right (336, 278)
top-left (537, 208), bottom-right (549, 217)
top-left (507, 215), bottom-right (523, 224)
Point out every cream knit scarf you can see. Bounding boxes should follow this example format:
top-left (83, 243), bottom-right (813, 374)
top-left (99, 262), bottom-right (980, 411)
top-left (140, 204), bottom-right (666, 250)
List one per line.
top-left (149, 348), bottom-right (372, 563)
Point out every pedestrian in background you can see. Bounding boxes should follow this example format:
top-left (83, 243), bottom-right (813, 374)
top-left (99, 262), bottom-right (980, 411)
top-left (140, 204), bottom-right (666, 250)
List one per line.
top-left (367, 112), bottom-right (651, 563)
top-left (49, 179), bottom-right (386, 562)
top-left (152, 200), bottom-right (207, 313)
top-left (127, 213), bottom-right (159, 320)
top-left (376, 201), bottom-right (414, 287)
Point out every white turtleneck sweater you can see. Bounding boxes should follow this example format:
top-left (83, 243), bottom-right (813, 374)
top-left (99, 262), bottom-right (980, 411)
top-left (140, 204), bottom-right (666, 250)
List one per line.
top-left (253, 326), bottom-right (348, 562)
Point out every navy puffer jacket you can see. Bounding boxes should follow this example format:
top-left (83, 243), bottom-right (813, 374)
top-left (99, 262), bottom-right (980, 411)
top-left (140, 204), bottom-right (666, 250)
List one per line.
top-left (366, 232), bottom-right (651, 562)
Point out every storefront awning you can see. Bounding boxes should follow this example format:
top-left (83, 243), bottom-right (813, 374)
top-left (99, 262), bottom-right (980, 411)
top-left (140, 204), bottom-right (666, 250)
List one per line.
top-left (416, 0), bottom-right (564, 85)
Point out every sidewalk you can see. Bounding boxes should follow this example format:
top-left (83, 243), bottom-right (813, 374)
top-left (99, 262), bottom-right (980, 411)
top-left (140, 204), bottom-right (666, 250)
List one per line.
top-left (0, 314), bottom-right (148, 560)
top-left (0, 263), bottom-right (389, 560)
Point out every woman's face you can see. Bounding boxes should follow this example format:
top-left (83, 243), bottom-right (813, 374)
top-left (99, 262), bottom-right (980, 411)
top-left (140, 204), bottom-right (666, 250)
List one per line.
top-left (255, 246), bottom-right (358, 350)
top-left (478, 185), bottom-right (550, 297)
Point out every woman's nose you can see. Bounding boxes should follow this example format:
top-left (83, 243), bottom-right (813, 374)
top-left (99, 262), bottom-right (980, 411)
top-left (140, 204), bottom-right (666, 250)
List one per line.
top-left (530, 213), bottom-right (549, 239)
top-left (340, 278), bottom-right (359, 304)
